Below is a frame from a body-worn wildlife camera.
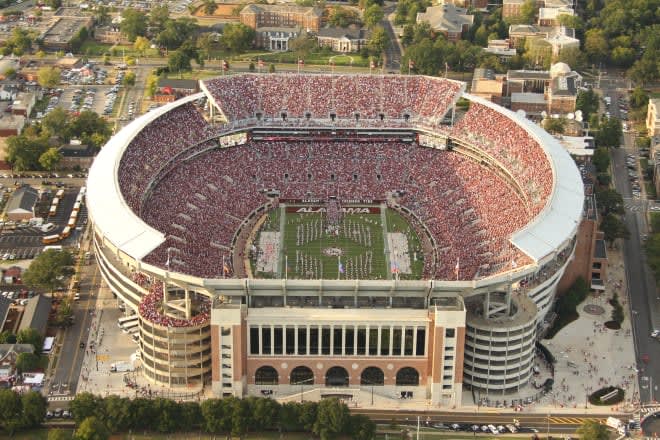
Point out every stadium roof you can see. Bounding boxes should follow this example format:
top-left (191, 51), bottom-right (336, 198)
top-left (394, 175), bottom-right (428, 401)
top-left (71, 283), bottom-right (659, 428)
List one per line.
top-left (461, 96), bottom-right (584, 262)
top-left (86, 94), bottom-right (203, 260)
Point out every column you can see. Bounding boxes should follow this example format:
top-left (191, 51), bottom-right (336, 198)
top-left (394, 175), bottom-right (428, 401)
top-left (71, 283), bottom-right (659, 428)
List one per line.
top-left (353, 325), bottom-right (358, 356)
top-left (412, 326), bottom-right (418, 356)
top-left (270, 325), bottom-right (275, 355)
top-left (342, 325), bottom-right (346, 355)
top-left (389, 325), bottom-right (394, 356)
top-left (306, 325), bottom-right (310, 355)
top-left (258, 325), bottom-right (263, 355)
top-left (294, 324), bottom-right (299, 355)
top-left (400, 326), bottom-right (405, 357)
top-left (330, 325), bottom-right (334, 355)
top-left (365, 325), bottom-right (369, 355)
top-left (318, 326), bottom-right (322, 355)
top-left (377, 325), bottom-right (382, 356)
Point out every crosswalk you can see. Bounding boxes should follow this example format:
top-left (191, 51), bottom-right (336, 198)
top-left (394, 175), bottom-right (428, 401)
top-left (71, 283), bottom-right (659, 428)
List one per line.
top-left (640, 404), bottom-right (660, 416)
top-left (549, 417), bottom-right (604, 425)
top-left (626, 203), bottom-right (645, 212)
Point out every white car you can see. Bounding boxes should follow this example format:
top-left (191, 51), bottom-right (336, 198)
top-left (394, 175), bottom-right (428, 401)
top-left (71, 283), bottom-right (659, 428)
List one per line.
top-left (650, 206), bottom-right (660, 212)
top-left (652, 330), bottom-right (660, 338)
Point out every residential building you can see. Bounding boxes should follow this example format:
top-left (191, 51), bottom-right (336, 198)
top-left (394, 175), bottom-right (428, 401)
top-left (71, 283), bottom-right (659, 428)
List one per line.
top-left (58, 143), bottom-right (96, 169)
top-left (503, 0), bottom-right (531, 19)
top-left (0, 114), bottom-right (25, 137)
top-left (538, 6), bottom-right (574, 26)
top-left (416, 3), bottom-right (474, 41)
top-left (255, 27), bottom-right (300, 51)
top-left (0, 344), bottom-right (35, 379)
top-left (18, 295), bottom-right (52, 336)
top-left (11, 92), bottom-right (36, 117)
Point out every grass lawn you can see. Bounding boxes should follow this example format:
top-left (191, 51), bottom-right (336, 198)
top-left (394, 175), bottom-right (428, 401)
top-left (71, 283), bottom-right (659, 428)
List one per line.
top-left (79, 40), bottom-right (160, 58)
top-left (235, 50), bottom-right (371, 68)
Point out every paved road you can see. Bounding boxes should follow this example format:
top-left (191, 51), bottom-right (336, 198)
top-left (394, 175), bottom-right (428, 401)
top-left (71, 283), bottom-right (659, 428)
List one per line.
top-left (382, 4), bottom-right (402, 72)
top-left (48, 257), bottom-right (100, 398)
top-left (603, 83), bottom-right (660, 404)
top-left (353, 408), bottom-right (611, 435)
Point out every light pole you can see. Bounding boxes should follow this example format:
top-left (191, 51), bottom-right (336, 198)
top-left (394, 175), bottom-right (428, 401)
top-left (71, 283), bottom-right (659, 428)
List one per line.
top-left (293, 377), bottom-right (314, 403)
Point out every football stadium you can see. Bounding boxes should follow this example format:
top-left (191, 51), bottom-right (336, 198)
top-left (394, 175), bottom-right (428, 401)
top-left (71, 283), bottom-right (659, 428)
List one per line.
top-left (87, 73), bottom-right (583, 407)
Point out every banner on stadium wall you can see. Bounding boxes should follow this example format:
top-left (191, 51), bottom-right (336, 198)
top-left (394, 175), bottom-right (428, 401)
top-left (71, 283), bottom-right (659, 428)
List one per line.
top-left (281, 199), bottom-right (384, 204)
top-left (286, 206), bottom-right (381, 214)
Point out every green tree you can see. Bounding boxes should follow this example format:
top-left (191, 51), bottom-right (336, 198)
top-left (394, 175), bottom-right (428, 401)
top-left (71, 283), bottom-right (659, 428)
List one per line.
top-left (146, 74), bottom-right (159, 98)
top-left (290, 34), bottom-right (317, 57)
top-left (15, 352), bottom-right (40, 374)
top-left (595, 117), bottom-right (623, 148)
top-left (38, 147), bottom-right (63, 171)
top-left (576, 419), bottom-right (610, 440)
top-left (248, 397), bottom-right (279, 431)
top-left (367, 25), bottom-right (389, 56)
top-left (21, 391), bottom-right (46, 429)
top-left (133, 36), bottom-right (150, 56)
top-left (0, 331), bottom-right (16, 344)
top-left (575, 89), bottom-right (599, 121)
top-left (155, 17), bottom-right (199, 50)
top-left (269, 63), bottom-right (276, 73)
top-left (94, 5), bottom-right (110, 26)
top-left (592, 148), bottom-right (610, 174)
top-left (610, 46), bottom-right (636, 67)
top-left (600, 213), bottom-right (629, 245)
top-left (74, 416), bottom-right (110, 440)
top-left (201, 399), bottom-right (227, 434)
top-left (153, 398), bottom-right (180, 433)
top-left (629, 87), bottom-right (649, 109)
top-left (53, 298), bottom-right (73, 328)
top-left (229, 397), bottom-right (249, 438)
top-left (179, 401), bottom-right (202, 432)
top-left (37, 66), bottom-right (61, 89)
top-left (0, 389), bottom-right (22, 435)
top-left (402, 38), bottom-right (442, 75)
top-left (149, 5), bottom-right (170, 32)
top-left (543, 117), bottom-right (567, 134)
top-left (5, 134), bottom-right (48, 171)
top-left (363, 4), bottom-right (384, 29)
top-left (516, 0), bottom-right (536, 24)
top-left (596, 188), bottom-right (624, 216)
top-left (347, 414), bottom-right (376, 440)
top-left (203, 0), bottom-right (216, 15)
top-left (313, 398), bottom-right (349, 440)
top-left (168, 50), bottom-right (193, 74)
top-left (584, 29), bottom-right (609, 62)
top-left (67, 111), bottom-right (111, 149)
top-left (328, 6), bottom-right (361, 27)
top-left (16, 328), bottom-right (44, 353)
top-left (48, 428), bottom-right (71, 440)
top-left (23, 248), bottom-right (75, 293)
top-left (221, 23), bottom-right (256, 53)
top-left (42, 107), bottom-right (69, 139)
top-left (100, 395), bottom-right (131, 433)
top-left (120, 8), bottom-right (147, 42)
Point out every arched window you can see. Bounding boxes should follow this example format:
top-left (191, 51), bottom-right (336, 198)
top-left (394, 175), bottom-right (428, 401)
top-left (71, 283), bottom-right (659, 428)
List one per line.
top-left (325, 366), bottom-right (349, 387)
top-left (290, 366), bottom-right (314, 385)
top-left (360, 367), bottom-right (384, 386)
top-left (396, 367), bottom-right (419, 386)
top-left (255, 366), bottom-right (278, 385)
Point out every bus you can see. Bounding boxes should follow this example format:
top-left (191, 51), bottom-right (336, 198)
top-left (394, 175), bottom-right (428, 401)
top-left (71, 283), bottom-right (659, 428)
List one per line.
top-left (60, 226), bottom-right (71, 239)
top-left (42, 336), bottom-right (55, 355)
top-left (48, 205), bottom-right (57, 216)
top-left (43, 245), bottom-right (63, 252)
top-left (55, 189), bottom-right (64, 198)
top-left (42, 235), bottom-right (60, 245)
top-left (72, 201), bottom-right (81, 212)
top-left (117, 315), bottom-right (137, 327)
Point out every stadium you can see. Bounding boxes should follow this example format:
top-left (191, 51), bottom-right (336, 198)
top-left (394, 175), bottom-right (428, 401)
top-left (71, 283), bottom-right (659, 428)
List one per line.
top-left (87, 73), bottom-right (583, 407)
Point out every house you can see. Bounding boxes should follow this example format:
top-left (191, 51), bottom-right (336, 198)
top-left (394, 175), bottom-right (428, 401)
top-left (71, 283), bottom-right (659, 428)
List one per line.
top-left (5, 185), bottom-right (38, 222)
top-left (647, 99), bottom-right (660, 137)
top-left (503, 0), bottom-right (531, 19)
top-left (157, 78), bottom-right (199, 97)
top-left (18, 295), bottom-right (51, 336)
top-left (11, 92), bottom-right (36, 117)
top-left (484, 39), bottom-right (517, 58)
top-left (444, 0), bottom-right (488, 8)
top-left (0, 114), bottom-right (25, 137)
top-left (547, 72), bottom-right (578, 113)
top-left (255, 27), bottom-right (301, 51)
top-left (0, 344), bottom-right (35, 379)
top-left (58, 142), bottom-right (95, 169)
top-left (317, 26), bottom-right (370, 53)
top-left (0, 83), bottom-right (19, 101)
top-left (416, 3), bottom-right (474, 41)
top-left (3, 266), bottom-right (21, 284)
top-left (544, 31), bottom-right (580, 56)
top-left (470, 68), bottom-right (505, 104)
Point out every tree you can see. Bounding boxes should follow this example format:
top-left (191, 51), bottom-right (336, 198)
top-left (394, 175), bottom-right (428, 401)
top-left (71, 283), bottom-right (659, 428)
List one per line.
top-left (367, 25), bottom-right (389, 56)
top-left (23, 249), bottom-right (75, 293)
top-left (67, 111), bottom-right (111, 149)
top-left (5, 134), bottom-right (49, 171)
top-left (584, 29), bottom-right (609, 62)
top-left (595, 117), bottom-right (623, 148)
top-left (576, 420), bottom-right (610, 440)
top-left (269, 63), bottom-right (276, 73)
top-left (0, 389), bottom-right (22, 435)
top-left (133, 36), bottom-right (150, 56)
top-left (517, 0), bottom-right (535, 24)
top-left (543, 117), bottom-right (566, 134)
top-left (290, 34), bottom-right (317, 57)
top-left (313, 398), bottom-right (349, 440)
top-left (600, 213), bottom-right (629, 245)
top-left (42, 107), bottom-right (69, 138)
top-left (123, 71), bottom-right (136, 86)
top-left (94, 5), bottom-right (110, 26)
top-left (221, 23), bottom-right (255, 53)
top-left (596, 188), bottom-right (624, 215)
top-left (363, 4), bottom-right (384, 29)
top-left (16, 328), bottom-right (44, 353)
top-left (629, 87), bottom-right (649, 109)
top-left (74, 416), bottom-right (110, 440)
top-left (328, 6), bottom-right (361, 27)
top-left (146, 74), bottom-right (159, 97)
top-left (201, 399), bottom-right (227, 433)
top-left (149, 5), bottom-right (170, 32)
top-left (48, 429), bottom-right (71, 440)
top-left (53, 298), bottom-right (73, 328)
top-left (592, 147), bottom-right (610, 174)
top-left (155, 17), bottom-right (199, 50)
top-left (203, 0), bottom-right (216, 15)
top-left (100, 395), bottom-right (131, 433)
top-left (21, 391), bottom-right (46, 429)
top-left (575, 89), bottom-right (599, 121)
top-left (120, 8), bottom-right (147, 42)
top-left (347, 414), bottom-right (376, 440)
top-left (168, 50), bottom-right (193, 74)
top-left (37, 66), bottom-right (61, 89)
top-left (0, 331), bottom-right (16, 344)
top-left (402, 38), bottom-right (442, 75)
top-left (15, 352), bottom-right (40, 374)
top-left (38, 147), bottom-right (63, 171)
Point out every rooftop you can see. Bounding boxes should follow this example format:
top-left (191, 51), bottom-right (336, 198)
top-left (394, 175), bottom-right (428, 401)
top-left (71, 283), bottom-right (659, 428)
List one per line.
top-left (5, 185), bottom-right (38, 214)
top-left (240, 4), bottom-right (322, 17)
top-left (18, 294), bottom-right (51, 335)
top-left (416, 4), bottom-right (474, 33)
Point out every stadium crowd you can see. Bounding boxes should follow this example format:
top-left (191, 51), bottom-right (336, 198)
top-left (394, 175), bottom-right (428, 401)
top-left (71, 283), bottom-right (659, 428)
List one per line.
top-left (202, 74), bottom-right (462, 123)
top-left (138, 280), bottom-right (211, 327)
top-left (113, 74), bottom-right (552, 281)
top-left (141, 140), bottom-right (534, 280)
